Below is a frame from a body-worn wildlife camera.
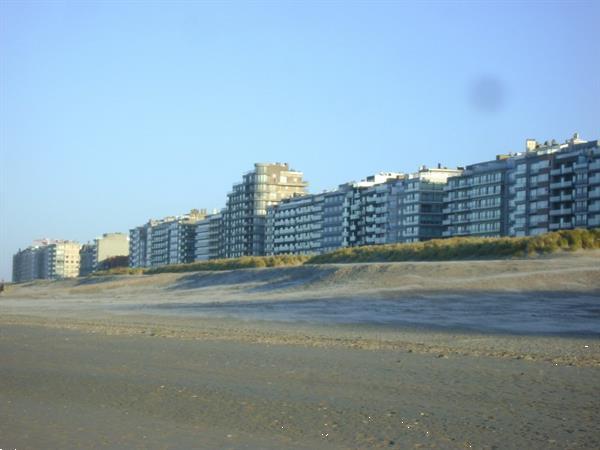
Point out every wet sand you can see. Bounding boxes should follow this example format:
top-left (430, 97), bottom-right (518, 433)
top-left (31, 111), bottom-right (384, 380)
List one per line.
top-left (1, 324), bottom-right (599, 450)
top-left (1, 254), bottom-right (600, 448)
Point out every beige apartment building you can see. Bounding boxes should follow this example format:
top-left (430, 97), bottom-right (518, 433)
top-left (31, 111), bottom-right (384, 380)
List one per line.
top-left (223, 163), bottom-right (308, 257)
top-left (13, 239), bottom-right (81, 282)
top-left (94, 233), bottom-right (129, 265)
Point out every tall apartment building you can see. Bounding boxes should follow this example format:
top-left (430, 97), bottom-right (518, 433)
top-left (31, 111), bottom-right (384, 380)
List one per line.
top-left (43, 241), bottom-right (81, 279)
top-left (443, 157), bottom-right (511, 238)
top-left (12, 244), bottom-right (45, 283)
top-left (443, 133), bottom-right (599, 239)
top-left (265, 173), bottom-right (403, 256)
top-left (129, 210), bottom-right (206, 268)
top-left (223, 163), bottom-right (308, 258)
top-left (265, 168), bottom-right (460, 256)
top-left (194, 212), bottom-right (224, 261)
top-left (505, 139), bottom-right (568, 236)
top-left (94, 233), bottom-right (129, 265)
top-left (548, 138), bottom-right (600, 231)
top-left (13, 239), bottom-right (81, 282)
top-left (79, 244), bottom-right (96, 276)
top-left (321, 186), bottom-right (352, 253)
top-left (393, 167), bottom-right (463, 243)
top-left (265, 193), bottom-right (325, 255)
top-left (129, 222), bottom-right (152, 268)
top-left (343, 173), bottom-right (405, 247)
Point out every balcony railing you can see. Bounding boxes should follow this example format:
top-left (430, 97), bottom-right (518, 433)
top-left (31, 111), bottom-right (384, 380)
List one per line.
top-left (550, 180), bottom-right (573, 189)
top-left (549, 208), bottom-right (572, 216)
top-left (550, 166), bottom-right (573, 176)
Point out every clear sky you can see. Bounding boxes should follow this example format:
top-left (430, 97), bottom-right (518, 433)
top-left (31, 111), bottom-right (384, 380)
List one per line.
top-left (1, 1), bottom-right (599, 280)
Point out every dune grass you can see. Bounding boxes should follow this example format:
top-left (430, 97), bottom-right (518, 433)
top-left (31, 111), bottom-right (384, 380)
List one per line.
top-left (144, 255), bottom-right (310, 274)
top-left (90, 267), bottom-right (146, 276)
top-left (306, 228), bottom-right (600, 264)
top-left (86, 229), bottom-right (600, 276)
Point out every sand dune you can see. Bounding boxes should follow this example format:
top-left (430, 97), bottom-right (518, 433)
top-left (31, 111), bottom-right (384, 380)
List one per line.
top-left (5, 251), bottom-right (600, 303)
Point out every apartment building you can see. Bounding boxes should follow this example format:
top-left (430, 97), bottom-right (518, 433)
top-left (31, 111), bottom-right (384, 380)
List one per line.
top-left (548, 138), bottom-right (600, 231)
top-left (129, 222), bottom-right (152, 268)
top-left (129, 210), bottom-right (206, 268)
top-left (444, 134), bottom-right (600, 238)
top-left (12, 244), bottom-right (45, 283)
top-left (394, 167), bottom-right (463, 243)
top-left (443, 157), bottom-right (511, 238)
top-left (13, 239), bottom-right (81, 282)
top-left (320, 186), bottom-right (352, 253)
top-left (264, 168), bottom-right (462, 256)
top-left (194, 212), bottom-right (223, 260)
top-left (265, 193), bottom-right (325, 255)
top-left (94, 233), bottom-right (129, 265)
top-left (79, 244), bottom-right (96, 276)
top-left (43, 241), bottom-right (81, 279)
top-left (223, 163), bottom-right (308, 258)
top-left (265, 173), bottom-right (404, 256)
top-left (344, 173), bottom-right (405, 247)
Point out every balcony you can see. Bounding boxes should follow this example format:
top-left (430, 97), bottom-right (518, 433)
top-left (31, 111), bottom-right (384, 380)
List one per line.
top-left (550, 180), bottom-right (573, 189)
top-left (549, 208), bottom-right (572, 216)
top-left (589, 175), bottom-right (600, 185)
top-left (549, 221), bottom-right (573, 230)
top-left (589, 161), bottom-right (600, 171)
top-left (550, 193), bottom-right (573, 202)
top-left (550, 166), bottom-right (573, 176)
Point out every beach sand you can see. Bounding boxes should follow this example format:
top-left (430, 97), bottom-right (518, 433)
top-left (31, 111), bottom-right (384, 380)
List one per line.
top-left (1, 253), bottom-right (599, 449)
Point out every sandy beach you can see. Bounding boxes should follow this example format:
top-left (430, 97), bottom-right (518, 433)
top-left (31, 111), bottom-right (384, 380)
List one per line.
top-left (1, 253), bottom-right (600, 449)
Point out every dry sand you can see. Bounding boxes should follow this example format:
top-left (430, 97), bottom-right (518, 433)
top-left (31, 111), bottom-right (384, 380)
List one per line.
top-left (1, 253), bottom-right (600, 449)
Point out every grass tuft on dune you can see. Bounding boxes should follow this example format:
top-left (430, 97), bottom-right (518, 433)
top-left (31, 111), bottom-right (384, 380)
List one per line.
top-left (307, 228), bottom-right (600, 264)
top-left (86, 229), bottom-right (600, 276)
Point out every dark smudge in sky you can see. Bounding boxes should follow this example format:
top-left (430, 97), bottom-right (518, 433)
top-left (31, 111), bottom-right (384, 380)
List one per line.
top-left (468, 75), bottom-right (507, 113)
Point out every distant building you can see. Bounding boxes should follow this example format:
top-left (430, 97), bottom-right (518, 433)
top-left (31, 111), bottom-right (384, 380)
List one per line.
top-left (393, 167), bottom-right (463, 243)
top-left (13, 239), bottom-right (81, 283)
top-left (265, 192), bottom-right (325, 256)
top-left (129, 222), bottom-right (152, 268)
top-left (443, 157), bottom-right (510, 238)
top-left (194, 212), bottom-right (224, 261)
top-left (78, 233), bottom-right (129, 276)
top-left (223, 163), bottom-right (308, 258)
top-left (265, 168), bottom-right (461, 256)
top-left (79, 244), bottom-right (96, 276)
top-left (342, 173), bottom-right (405, 248)
top-left (94, 233), bottom-right (129, 266)
top-left (12, 244), bottom-right (45, 283)
top-left (129, 210), bottom-right (207, 268)
top-left (43, 241), bottom-right (81, 279)
top-left (443, 133), bottom-right (600, 238)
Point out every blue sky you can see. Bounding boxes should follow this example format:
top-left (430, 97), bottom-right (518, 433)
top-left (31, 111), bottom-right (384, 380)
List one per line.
top-left (1, 1), bottom-right (599, 280)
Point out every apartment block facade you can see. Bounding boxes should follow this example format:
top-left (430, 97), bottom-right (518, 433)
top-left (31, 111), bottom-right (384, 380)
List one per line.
top-left (129, 210), bottom-right (206, 268)
top-left (223, 163), bottom-right (308, 258)
top-left (13, 240), bottom-right (81, 282)
top-left (265, 168), bottom-right (461, 256)
top-left (12, 245), bottom-right (45, 283)
top-left (443, 158), bottom-right (510, 238)
top-left (265, 193), bottom-right (325, 255)
top-left (194, 212), bottom-right (224, 261)
top-left (444, 134), bottom-right (600, 239)
top-left (394, 167), bottom-right (464, 242)
top-left (16, 138), bottom-right (599, 279)
top-left (79, 244), bottom-right (96, 276)
top-left (548, 140), bottom-right (600, 231)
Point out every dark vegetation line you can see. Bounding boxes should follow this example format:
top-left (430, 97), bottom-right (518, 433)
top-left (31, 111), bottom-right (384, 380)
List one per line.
top-left (88, 229), bottom-right (600, 276)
